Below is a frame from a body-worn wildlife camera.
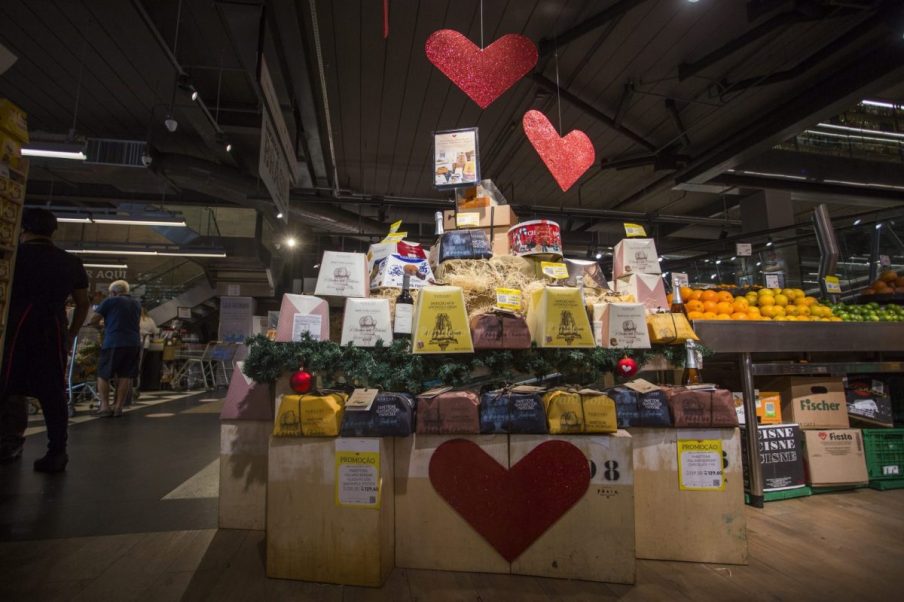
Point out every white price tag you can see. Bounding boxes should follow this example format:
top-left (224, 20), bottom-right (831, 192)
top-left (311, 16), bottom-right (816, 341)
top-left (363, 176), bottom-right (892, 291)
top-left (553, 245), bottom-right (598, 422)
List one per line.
top-left (455, 212), bottom-right (481, 228)
top-left (823, 275), bottom-right (841, 295)
top-left (736, 243), bottom-right (752, 257)
top-left (495, 288), bottom-right (522, 311)
top-left (541, 261), bottom-right (569, 279)
top-left (346, 388), bottom-right (379, 412)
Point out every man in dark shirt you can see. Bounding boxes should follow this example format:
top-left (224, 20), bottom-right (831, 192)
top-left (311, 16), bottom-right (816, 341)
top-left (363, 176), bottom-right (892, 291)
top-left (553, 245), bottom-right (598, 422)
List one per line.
top-left (90, 280), bottom-right (141, 418)
top-left (0, 208), bottom-right (90, 472)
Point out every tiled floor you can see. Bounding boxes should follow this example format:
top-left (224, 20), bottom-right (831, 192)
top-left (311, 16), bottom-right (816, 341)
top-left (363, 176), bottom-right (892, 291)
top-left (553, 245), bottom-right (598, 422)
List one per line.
top-left (2, 391), bottom-right (904, 601)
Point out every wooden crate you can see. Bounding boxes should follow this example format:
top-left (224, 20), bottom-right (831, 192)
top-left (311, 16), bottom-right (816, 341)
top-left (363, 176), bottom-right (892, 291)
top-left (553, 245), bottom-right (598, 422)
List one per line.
top-left (266, 437), bottom-right (395, 586)
top-left (630, 427), bottom-right (748, 564)
top-left (509, 433), bottom-right (636, 584)
top-left (218, 421), bottom-right (271, 530)
top-left (394, 434), bottom-right (510, 574)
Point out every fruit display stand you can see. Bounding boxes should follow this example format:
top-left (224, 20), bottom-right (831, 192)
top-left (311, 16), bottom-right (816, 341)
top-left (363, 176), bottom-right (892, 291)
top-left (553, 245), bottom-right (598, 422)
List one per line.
top-left (693, 320), bottom-right (904, 507)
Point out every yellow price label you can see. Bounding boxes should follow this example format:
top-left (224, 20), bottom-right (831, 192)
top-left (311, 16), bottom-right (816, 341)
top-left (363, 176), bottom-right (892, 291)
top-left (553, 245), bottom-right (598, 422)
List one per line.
top-left (624, 222), bottom-right (647, 238)
top-left (380, 232), bottom-right (407, 244)
top-left (455, 212), bottom-right (480, 228)
top-left (824, 275), bottom-right (841, 294)
top-left (541, 261), bottom-right (569, 279)
top-left (677, 439), bottom-right (725, 491)
top-left (495, 288), bottom-right (522, 311)
top-left (388, 219), bottom-right (403, 234)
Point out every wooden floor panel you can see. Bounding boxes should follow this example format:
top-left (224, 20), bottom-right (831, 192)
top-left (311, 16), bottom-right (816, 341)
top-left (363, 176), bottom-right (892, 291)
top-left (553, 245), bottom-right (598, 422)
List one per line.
top-left (1, 488), bottom-right (902, 601)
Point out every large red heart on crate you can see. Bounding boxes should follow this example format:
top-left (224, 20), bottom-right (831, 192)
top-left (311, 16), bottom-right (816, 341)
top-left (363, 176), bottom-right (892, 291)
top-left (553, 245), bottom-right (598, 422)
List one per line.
top-left (425, 30), bottom-right (538, 109)
top-left (429, 438), bottom-right (590, 562)
top-left (523, 109), bottom-right (596, 192)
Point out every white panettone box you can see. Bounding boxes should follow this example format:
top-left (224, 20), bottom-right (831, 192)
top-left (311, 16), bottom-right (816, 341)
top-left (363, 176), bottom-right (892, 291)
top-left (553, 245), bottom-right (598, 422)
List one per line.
top-left (613, 238), bottom-right (661, 279)
top-left (315, 251), bottom-right (369, 298)
top-left (340, 298), bottom-right (393, 347)
top-left (275, 294), bottom-right (330, 342)
top-left (614, 274), bottom-right (668, 313)
top-left (593, 302), bottom-right (651, 349)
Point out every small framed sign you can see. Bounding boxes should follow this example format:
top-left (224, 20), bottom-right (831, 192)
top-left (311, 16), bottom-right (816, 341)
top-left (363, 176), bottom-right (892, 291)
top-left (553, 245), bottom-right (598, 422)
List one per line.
top-left (176, 307), bottom-right (192, 319)
top-left (433, 127), bottom-right (480, 190)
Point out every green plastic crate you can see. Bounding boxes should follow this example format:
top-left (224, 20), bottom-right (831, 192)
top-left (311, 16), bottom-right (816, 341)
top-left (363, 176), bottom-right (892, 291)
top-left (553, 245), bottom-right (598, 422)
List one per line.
top-left (862, 428), bottom-right (904, 481)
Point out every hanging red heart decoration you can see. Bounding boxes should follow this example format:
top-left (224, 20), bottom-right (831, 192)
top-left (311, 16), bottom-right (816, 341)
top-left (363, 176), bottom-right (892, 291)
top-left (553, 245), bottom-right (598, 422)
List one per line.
top-left (616, 357), bottom-right (639, 378)
top-left (522, 109), bottom-right (596, 192)
top-left (290, 369), bottom-right (313, 394)
top-left (425, 30), bottom-right (538, 109)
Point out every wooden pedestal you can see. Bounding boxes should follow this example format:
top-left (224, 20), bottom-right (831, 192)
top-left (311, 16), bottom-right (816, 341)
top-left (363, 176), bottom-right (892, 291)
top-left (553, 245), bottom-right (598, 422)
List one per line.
top-left (219, 421), bottom-right (271, 530)
top-left (394, 434), bottom-right (510, 574)
top-left (509, 433), bottom-right (636, 584)
top-left (630, 427), bottom-right (748, 565)
top-left (267, 437), bottom-right (395, 586)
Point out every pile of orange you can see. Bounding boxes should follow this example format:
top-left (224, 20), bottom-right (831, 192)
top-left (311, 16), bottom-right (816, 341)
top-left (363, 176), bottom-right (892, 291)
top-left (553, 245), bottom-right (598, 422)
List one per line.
top-left (676, 287), bottom-right (840, 322)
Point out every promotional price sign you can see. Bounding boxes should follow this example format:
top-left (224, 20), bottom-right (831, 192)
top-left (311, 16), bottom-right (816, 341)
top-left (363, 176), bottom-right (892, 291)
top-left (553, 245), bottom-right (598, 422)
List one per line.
top-left (335, 438), bottom-right (381, 508)
top-left (677, 439), bottom-right (725, 491)
top-left (824, 275), bottom-right (842, 295)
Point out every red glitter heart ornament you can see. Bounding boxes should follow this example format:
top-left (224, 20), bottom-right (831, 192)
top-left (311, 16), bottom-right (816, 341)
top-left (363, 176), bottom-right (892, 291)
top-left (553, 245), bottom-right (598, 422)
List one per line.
top-left (523, 109), bottom-right (596, 192)
top-left (429, 438), bottom-right (590, 562)
top-left (425, 30), bottom-right (538, 109)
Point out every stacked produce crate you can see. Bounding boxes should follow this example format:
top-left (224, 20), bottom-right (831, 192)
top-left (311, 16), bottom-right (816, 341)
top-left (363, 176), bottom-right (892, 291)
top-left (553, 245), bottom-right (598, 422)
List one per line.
top-left (0, 99), bottom-right (28, 359)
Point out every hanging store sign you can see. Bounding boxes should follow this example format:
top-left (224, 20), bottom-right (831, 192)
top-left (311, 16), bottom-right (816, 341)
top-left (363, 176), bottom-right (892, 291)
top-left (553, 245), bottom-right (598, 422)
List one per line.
top-left (433, 127), bottom-right (480, 190)
top-left (764, 271), bottom-right (785, 289)
top-left (736, 243), bottom-right (752, 257)
top-left (258, 57), bottom-right (297, 222)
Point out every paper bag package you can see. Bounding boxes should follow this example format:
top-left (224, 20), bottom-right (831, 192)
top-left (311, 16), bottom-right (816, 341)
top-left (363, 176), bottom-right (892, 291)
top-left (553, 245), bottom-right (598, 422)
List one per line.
top-left (411, 286), bottom-right (474, 354)
top-left (613, 238), bottom-right (661, 278)
top-left (340, 298), bottom-right (393, 347)
top-left (275, 392), bottom-right (347, 437)
top-left (340, 392), bottom-right (416, 437)
top-left (580, 390), bottom-right (618, 433)
top-left (593, 302), bottom-right (651, 348)
top-left (542, 389), bottom-right (585, 434)
top-left (614, 273), bottom-right (669, 312)
top-left (370, 253), bottom-right (435, 290)
top-left (608, 387), bottom-right (671, 428)
top-left (479, 391), bottom-right (548, 434)
top-left (314, 251), bottom-right (369, 298)
top-left (221, 361), bottom-right (274, 421)
top-left (275, 294), bottom-right (330, 342)
top-left (666, 388), bottom-right (738, 428)
top-left (528, 286), bottom-right (595, 348)
top-left (415, 390), bottom-right (480, 434)
top-left (469, 311), bottom-right (532, 350)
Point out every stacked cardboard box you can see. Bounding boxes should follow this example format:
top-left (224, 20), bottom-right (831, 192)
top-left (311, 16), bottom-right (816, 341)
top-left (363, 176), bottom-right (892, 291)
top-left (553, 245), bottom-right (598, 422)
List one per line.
top-left (0, 99), bottom-right (28, 356)
top-left (763, 377), bottom-right (868, 489)
top-left (611, 239), bottom-right (667, 312)
top-left (441, 204), bottom-right (516, 256)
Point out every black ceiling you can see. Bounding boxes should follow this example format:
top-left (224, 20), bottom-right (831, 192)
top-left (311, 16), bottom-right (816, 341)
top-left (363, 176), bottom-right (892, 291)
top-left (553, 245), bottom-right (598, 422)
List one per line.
top-left (1, 0), bottom-right (904, 259)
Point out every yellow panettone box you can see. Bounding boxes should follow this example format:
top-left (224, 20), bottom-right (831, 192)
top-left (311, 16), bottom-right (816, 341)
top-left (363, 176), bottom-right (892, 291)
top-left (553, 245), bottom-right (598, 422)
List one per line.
top-left (543, 389), bottom-right (585, 434)
top-left (273, 392), bottom-right (347, 437)
top-left (528, 286), bottom-right (595, 348)
top-left (580, 389), bottom-right (618, 433)
top-left (0, 130), bottom-right (22, 169)
top-left (411, 285), bottom-right (474, 354)
top-left (0, 99), bottom-right (28, 144)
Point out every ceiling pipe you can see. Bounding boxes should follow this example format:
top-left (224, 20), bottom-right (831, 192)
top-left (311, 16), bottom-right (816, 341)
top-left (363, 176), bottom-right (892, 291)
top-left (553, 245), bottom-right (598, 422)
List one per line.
top-left (532, 73), bottom-right (657, 152)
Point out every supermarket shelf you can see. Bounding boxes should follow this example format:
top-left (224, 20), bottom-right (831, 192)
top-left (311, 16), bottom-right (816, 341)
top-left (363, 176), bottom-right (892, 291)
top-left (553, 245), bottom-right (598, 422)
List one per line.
top-left (751, 361), bottom-right (904, 376)
top-left (692, 321), bottom-right (904, 353)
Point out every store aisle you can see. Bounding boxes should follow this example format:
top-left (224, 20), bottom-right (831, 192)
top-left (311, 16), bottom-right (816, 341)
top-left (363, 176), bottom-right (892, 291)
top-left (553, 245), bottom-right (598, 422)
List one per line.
top-left (0, 391), bottom-right (223, 542)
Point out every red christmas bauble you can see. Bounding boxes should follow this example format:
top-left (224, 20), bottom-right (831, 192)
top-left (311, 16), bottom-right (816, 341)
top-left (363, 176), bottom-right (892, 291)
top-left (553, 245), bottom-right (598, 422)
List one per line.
top-left (290, 369), bottom-right (313, 394)
top-left (616, 357), bottom-right (638, 378)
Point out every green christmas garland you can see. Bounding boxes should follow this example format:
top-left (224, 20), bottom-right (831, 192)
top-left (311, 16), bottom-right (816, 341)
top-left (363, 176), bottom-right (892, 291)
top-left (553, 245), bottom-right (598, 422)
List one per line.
top-left (243, 334), bottom-right (705, 394)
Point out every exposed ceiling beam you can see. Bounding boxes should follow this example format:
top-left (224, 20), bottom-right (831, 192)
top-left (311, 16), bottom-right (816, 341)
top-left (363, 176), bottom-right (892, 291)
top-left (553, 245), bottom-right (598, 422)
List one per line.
top-left (710, 173), bottom-right (904, 208)
top-left (674, 35), bottom-right (904, 186)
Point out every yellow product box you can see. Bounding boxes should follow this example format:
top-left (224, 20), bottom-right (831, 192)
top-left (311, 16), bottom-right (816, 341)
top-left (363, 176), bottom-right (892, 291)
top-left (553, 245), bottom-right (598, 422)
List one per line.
top-left (1, 198), bottom-right (19, 223)
top-left (542, 389), bottom-right (585, 434)
top-left (0, 130), bottom-right (22, 169)
top-left (527, 286), bottom-right (595, 348)
top-left (412, 285), bottom-right (474, 354)
top-left (0, 175), bottom-right (25, 204)
top-left (0, 99), bottom-right (28, 144)
top-left (300, 392), bottom-right (347, 436)
top-left (580, 390), bottom-right (618, 433)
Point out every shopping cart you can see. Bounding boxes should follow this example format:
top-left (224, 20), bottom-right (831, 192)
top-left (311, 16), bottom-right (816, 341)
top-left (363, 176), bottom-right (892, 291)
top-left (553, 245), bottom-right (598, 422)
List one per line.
top-left (67, 325), bottom-right (102, 416)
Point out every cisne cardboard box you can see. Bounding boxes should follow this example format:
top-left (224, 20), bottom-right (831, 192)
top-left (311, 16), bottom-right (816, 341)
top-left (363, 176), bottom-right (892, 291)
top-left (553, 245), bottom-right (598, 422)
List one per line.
top-left (764, 377), bottom-right (849, 429)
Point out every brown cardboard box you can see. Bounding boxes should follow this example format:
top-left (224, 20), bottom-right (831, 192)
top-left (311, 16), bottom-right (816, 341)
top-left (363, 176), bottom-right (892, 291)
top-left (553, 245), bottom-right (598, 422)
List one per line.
top-left (801, 429), bottom-right (868, 487)
top-left (442, 205), bottom-right (518, 231)
top-left (764, 377), bottom-right (849, 429)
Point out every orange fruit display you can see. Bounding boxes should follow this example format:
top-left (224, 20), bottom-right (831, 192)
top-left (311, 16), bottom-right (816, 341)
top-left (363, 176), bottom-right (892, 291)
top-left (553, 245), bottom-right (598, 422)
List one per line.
top-left (701, 289), bottom-right (718, 302)
top-left (687, 310), bottom-right (705, 320)
top-left (730, 312), bottom-right (748, 320)
top-left (689, 290), bottom-right (704, 301)
top-left (715, 301), bottom-right (733, 315)
top-left (717, 291), bottom-right (734, 303)
top-left (686, 300), bottom-right (705, 313)
top-left (702, 300), bottom-right (718, 313)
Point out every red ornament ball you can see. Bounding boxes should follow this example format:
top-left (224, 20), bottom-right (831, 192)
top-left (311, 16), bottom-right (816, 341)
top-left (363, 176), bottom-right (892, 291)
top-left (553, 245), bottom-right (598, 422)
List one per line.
top-left (290, 369), bottom-right (313, 394)
top-left (616, 357), bottom-right (638, 378)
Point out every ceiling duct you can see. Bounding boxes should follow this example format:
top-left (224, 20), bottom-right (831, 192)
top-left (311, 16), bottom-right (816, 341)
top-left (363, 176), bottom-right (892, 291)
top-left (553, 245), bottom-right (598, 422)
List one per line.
top-left (85, 139), bottom-right (148, 167)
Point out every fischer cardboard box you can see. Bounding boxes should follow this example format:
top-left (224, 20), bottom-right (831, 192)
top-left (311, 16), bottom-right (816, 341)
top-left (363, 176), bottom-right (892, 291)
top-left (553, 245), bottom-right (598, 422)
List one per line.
top-left (801, 428), bottom-right (868, 487)
top-left (613, 238), bottom-right (661, 279)
top-left (740, 423), bottom-right (806, 492)
top-left (593, 302), bottom-right (651, 349)
top-left (442, 205), bottom-right (518, 231)
top-left (732, 390), bottom-right (783, 425)
top-left (764, 376), bottom-right (849, 429)
top-left (314, 251), bottom-right (369, 298)
top-left (614, 273), bottom-right (668, 313)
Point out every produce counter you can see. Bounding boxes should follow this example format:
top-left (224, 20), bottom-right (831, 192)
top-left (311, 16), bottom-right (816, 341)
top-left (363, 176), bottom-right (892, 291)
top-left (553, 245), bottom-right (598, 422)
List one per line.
top-left (693, 321), bottom-right (904, 507)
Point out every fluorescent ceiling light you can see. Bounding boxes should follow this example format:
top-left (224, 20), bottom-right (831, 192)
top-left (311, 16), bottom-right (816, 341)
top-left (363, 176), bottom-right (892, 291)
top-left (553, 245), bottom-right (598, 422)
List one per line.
top-left (21, 141), bottom-right (87, 160)
top-left (158, 251), bottom-right (227, 257)
top-left (739, 170), bottom-right (807, 181)
top-left (91, 217), bottom-right (188, 227)
top-left (84, 263), bottom-right (128, 269)
top-left (816, 122), bottom-right (904, 139)
top-left (69, 248), bottom-right (226, 258)
top-left (805, 129), bottom-right (904, 145)
top-left (860, 100), bottom-right (898, 109)
top-left (57, 216), bottom-right (92, 223)
top-left (69, 249), bottom-right (158, 256)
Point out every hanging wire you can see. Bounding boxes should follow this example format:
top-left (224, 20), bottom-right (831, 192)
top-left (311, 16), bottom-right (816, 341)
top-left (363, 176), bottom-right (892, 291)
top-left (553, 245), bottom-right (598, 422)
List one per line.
top-left (479, 0), bottom-right (484, 49)
top-left (70, 37), bottom-right (89, 138)
top-left (554, 45), bottom-right (563, 135)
